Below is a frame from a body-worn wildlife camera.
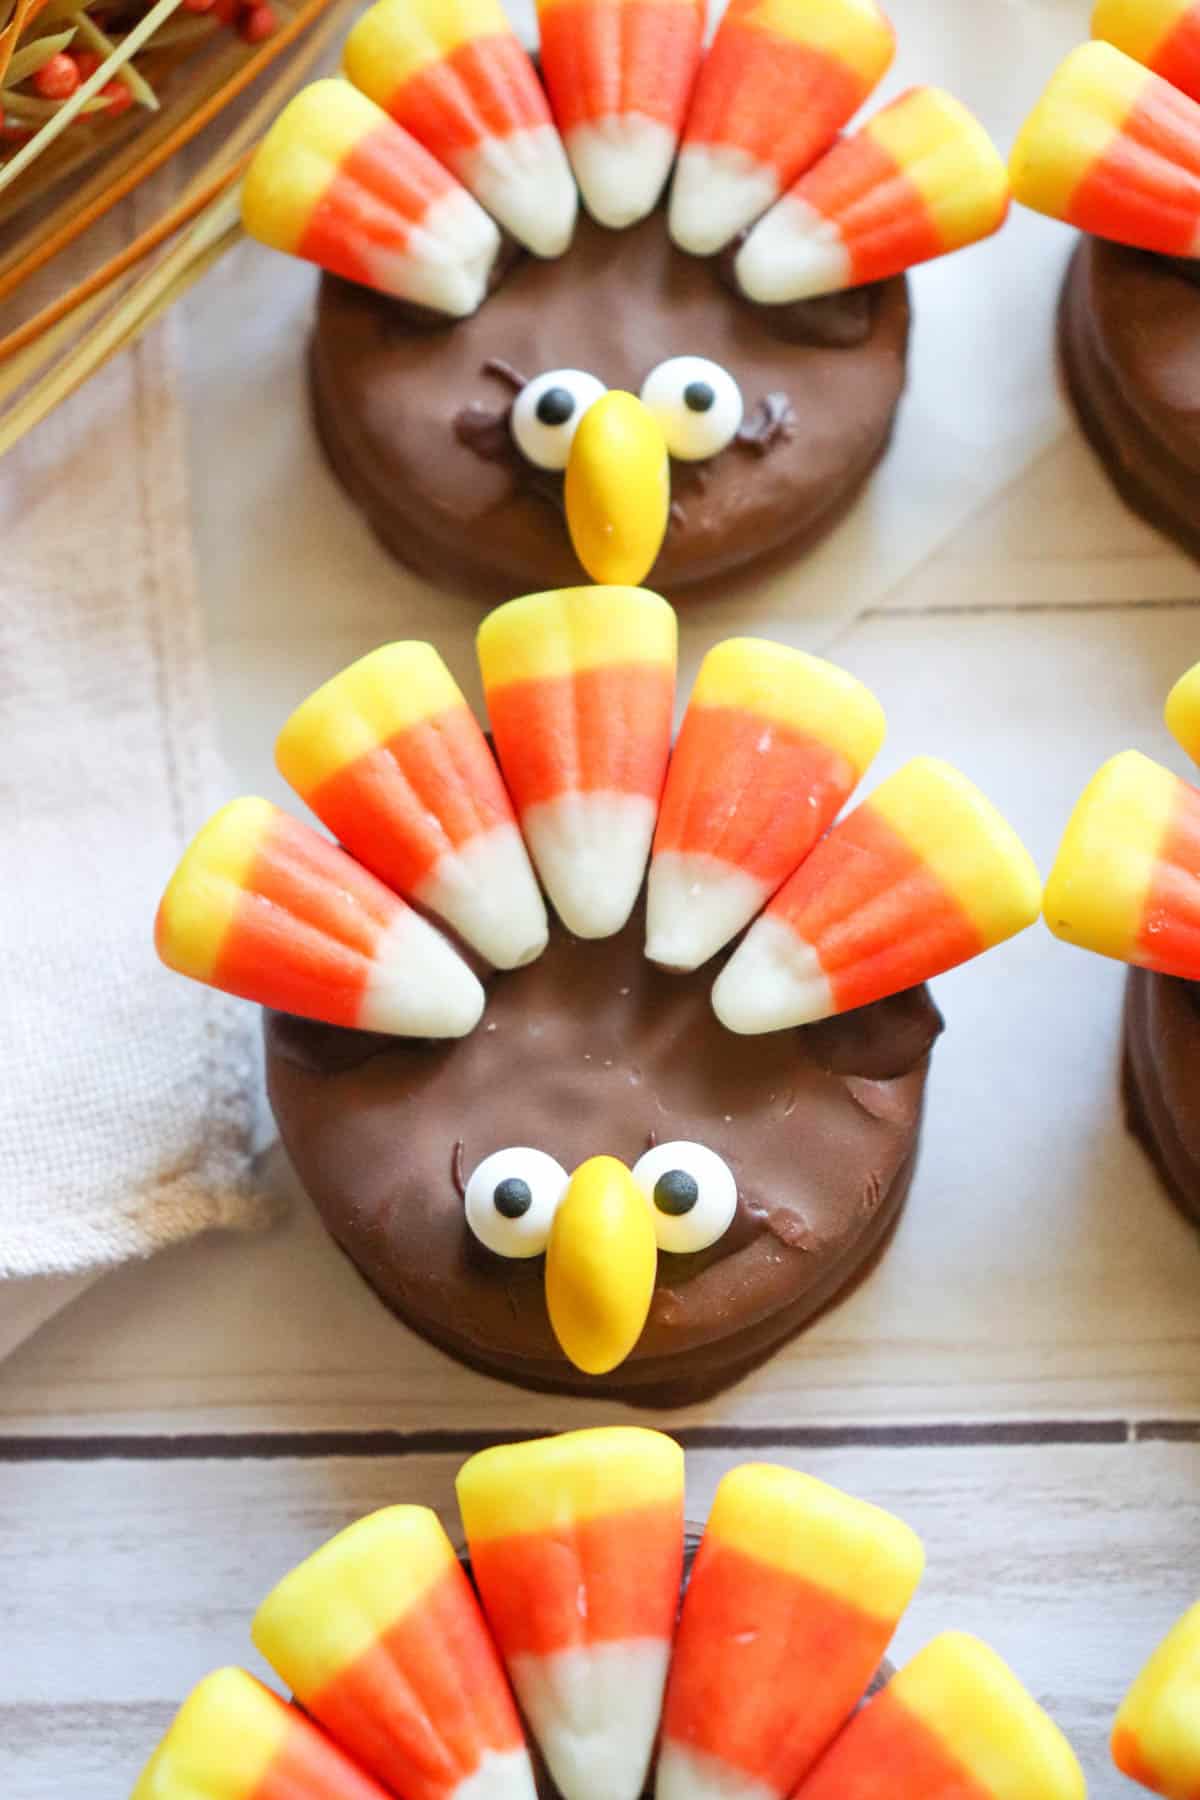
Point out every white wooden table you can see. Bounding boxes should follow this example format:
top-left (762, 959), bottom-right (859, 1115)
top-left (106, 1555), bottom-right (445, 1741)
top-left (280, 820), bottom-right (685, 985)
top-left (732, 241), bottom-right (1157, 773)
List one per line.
top-left (6, 3), bottom-right (1200, 1791)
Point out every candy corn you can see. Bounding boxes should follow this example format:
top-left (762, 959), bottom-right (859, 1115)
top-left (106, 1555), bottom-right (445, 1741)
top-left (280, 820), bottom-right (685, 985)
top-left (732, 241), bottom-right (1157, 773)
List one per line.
top-left (794, 1634), bottom-right (1086, 1800)
top-left (1093, 0), bottom-right (1200, 108)
top-left (131, 1667), bottom-right (389, 1800)
top-left (669, 0), bottom-right (895, 255)
top-left (342, 0), bottom-right (577, 257)
top-left (1165, 658), bottom-right (1200, 764)
top-left (252, 1507), bottom-right (536, 1800)
top-left (154, 797), bottom-right (484, 1037)
top-left (458, 1429), bottom-right (685, 1800)
top-left (241, 80), bottom-right (500, 316)
top-left (1043, 750), bottom-right (1200, 979)
top-left (477, 586), bottom-right (677, 939)
top-left (646, 640), bottom-right (886, 972)
top-left (1112, 1600), bottom-right (1200, 1797)
top-left (1009, 42), bottom-right (1200, 257)
top-left (536, 0), bottom-right (706, 228)
top-left (275, 642), bottom-right (547, 971)
top-left (736, 86), bottom-right (1009, 303)
top-left (713, 757), bottom-right (1041, 1033)
top-left (657, 1464), bottom-right (924, 1800)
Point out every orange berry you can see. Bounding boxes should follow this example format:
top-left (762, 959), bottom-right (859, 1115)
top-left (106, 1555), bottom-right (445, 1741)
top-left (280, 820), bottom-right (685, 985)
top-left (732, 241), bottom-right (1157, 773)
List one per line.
top-left (102, 78), bottom-right (134, 116)
top-left (33, 51), bottom-right (80, 99)
top-left (238, 2), bottom-right (276, 41)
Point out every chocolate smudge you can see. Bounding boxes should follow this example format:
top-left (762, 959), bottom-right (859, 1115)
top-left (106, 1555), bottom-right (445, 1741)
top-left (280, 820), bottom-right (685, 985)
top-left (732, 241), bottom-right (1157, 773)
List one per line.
top-left (738, 391), bottom-right (798, 455)
top-left (454, 403), bottom-right (513, 462)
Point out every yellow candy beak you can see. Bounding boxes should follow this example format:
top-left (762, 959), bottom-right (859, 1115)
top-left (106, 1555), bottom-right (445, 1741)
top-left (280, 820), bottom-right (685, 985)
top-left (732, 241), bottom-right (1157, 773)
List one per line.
top-left (564, 391), bottom-right (671, 586)
top-left (545, 1156), bottom-right (658, 1375)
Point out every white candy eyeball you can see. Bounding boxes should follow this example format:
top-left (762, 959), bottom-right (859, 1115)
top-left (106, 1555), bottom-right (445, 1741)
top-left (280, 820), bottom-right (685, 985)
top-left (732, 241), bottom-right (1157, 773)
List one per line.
top-left (465, 1147), bottom-right (569, 1259)
top-left (631, 1140), bottom-right (738, 1254)
top-left (510, 368), bottom-right (607, 470)
top-left (639, 356), bottom-right (744, 462)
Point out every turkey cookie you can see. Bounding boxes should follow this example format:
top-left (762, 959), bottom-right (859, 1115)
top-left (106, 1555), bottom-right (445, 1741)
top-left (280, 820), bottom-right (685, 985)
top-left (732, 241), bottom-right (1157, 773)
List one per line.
top-left (155, 587), bottom-right (1041, 1404)
top-left (130, 1428), bottom-right (1085, 1800)
top-left (1012, 7), bottom-right (1200, 562)
top-left (1044, 658), bottom-right (1200, 1230)
top-left (239, 0), bottom-right (1010, 601)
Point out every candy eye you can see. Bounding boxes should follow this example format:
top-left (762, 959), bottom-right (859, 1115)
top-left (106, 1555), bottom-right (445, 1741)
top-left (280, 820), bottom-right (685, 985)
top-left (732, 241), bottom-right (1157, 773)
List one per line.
top-left (639, 356), bottom-right (743, 462)
top-left (631, 1141), bottom-right (738, 1254)
top-left (465, 1147), bottom-right (569, 1258)
top-left (511, 368), bottom-right (607, 470)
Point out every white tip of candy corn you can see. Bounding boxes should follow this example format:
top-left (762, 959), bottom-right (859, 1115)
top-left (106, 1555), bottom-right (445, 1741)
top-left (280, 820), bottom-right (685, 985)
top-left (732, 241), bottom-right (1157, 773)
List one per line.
top-left (522, 792), bottom-right (659, 939)
top-left (512, 1641), bottom-right (671, 1800)
top-left (735, 194), bottom-right (853, 304)
top-left (566, 117), bottom-right (679, 227)
top-left (669, 144), bottom-right (781, 256)
top-left (416, 824), bottom-right (549, 971)
top-left (360, 909), bottom-right (485, 1036)
top-left (656, 1745), bottom-right (773, 1800)
top-left (646, 853), bottom-right (768, 972)
top-left (404, 186), bottom-right (501, 317)
top-left (460, 124), bottom-right (579, 258)
top-left (712, 915), bottom-right (833, 1034)
top-left (452, 1749), bottom-right (539, 1799)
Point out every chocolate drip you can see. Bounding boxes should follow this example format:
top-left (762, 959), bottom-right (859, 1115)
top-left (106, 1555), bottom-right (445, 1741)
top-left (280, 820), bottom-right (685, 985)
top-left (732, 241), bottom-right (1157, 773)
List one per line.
top-left (738, 391), bottom-right (799, 455)
top-left (454, 404), bottom-right (514, 462)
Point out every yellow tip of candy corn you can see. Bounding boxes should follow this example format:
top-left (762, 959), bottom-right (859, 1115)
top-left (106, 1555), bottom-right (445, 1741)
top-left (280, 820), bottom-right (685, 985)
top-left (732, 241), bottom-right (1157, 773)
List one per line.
top-left (154, 796), bottom-right (274, 983)
top-left (545, 1157), bottom-right (658, 1374)
top-left (711, 1462), bottom-right (926, 1619)
top-left (1009, 41), bottom-right (1147, 225)
top-left (564, 392), bottom-right (670, 586)
top-left (457, 1426), bottom-right (684, 1537)
top-left (872, 756), bottom-right (1043, 950)
top-left (1093, 0), bottom-right (1195, 77)
top-left (1112, 1599), bottom-right (1200, 1796)
top-left (1165, 659), bottom-right (1200, 765)
top-left (252, 1506), bottom-right (457, 1695)
top-left (242, 81), bottom-right (381, 255)
top-left (889, 1633), bottom-right (1087, 1800)
top-left (130, 1669), bottom-right (297, 1800)
top-left (1043, 750), bottom-right (1177, 962)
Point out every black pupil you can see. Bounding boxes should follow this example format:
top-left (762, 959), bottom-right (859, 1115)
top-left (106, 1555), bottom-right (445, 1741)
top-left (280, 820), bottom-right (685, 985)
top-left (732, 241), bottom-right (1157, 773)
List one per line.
top-left (536, 386), bottom-right (575, 427)
top-left (683, 380), bottom-right (716, 413)
top-left (654, 1169), bottom-right (700, 1216)
top-left (494, 1177), bottom-right (533, 1219)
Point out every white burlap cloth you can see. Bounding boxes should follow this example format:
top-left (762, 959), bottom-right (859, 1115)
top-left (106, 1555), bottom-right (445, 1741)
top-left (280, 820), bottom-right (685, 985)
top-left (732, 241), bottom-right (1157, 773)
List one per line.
top-left (0, 296), bottom-right (268, 1348)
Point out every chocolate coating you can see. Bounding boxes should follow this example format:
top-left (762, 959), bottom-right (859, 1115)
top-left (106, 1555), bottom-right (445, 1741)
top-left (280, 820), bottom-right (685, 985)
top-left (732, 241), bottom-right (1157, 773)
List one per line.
top-left (1123, 967), bottom-right (1200, 1228)
top-left (266, 899), bottom-right (942, 1406)
top-left (310, 208), bottom-right (911, 601)
top-left (1060, 238), bottom-right (1200, 562)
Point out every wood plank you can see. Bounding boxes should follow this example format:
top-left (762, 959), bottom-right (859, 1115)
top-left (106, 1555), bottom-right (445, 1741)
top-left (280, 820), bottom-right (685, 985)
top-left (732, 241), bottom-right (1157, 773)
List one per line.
top-left (3, 1440), bottom-right (1195, 1797)
top-left (880, 438), bottom-right (1200, 613)
top-left (4, 605), bottom-right (1200, 1435)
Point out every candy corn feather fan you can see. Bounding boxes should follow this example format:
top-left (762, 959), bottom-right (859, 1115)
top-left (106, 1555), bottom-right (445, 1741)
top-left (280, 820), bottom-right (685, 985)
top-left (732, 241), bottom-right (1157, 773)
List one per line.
top-left (157, 584), bottom-right (1042, 1388)
top-left (238, 0), bottom-right (1010, 317)
top-left (130, 1429), bottom-right (1086, 1800)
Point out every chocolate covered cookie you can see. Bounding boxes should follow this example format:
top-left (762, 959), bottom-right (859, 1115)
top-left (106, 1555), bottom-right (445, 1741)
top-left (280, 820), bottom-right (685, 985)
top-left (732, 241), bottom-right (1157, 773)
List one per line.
top-left (1012, 27), bottom-right (1200, 561)
top-left (155, 586), bottom-right (1041, 1402)
top-left (240, 0), bottom-right (1009, 600)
